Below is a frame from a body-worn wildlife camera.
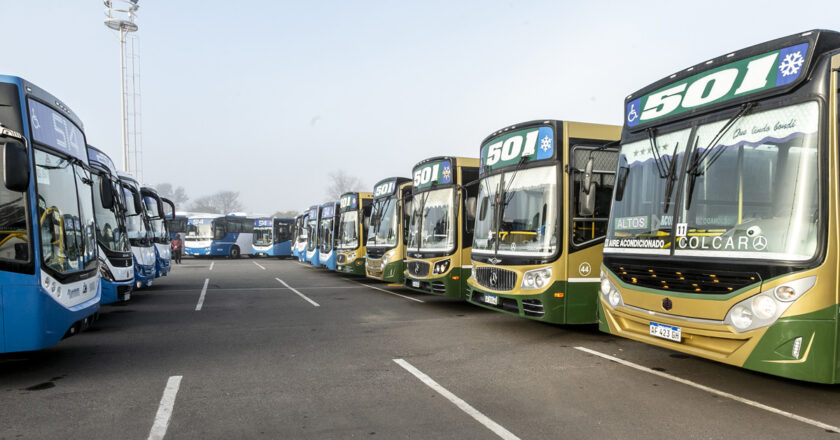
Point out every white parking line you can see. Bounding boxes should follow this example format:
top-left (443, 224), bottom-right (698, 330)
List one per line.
top-left (209, 262), bottom-right (215, 271)
top-left (343, 278), bottom-right (424, 303)
top-left (393, 359), bottom-right (520, 440)
top-left (195, 278), bottom-right (209, 311)
top-left (275, 278), bottom-right (320, 307)
top-left (574, 346), bottom-right (840, 433)
top-left (253, 261), bottom-right (266, 270)
top-left (147, 375), bottom-right (183, 440)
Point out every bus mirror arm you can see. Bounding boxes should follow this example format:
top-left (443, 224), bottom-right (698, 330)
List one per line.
top-left (1, 127), bottom-right (29, 193)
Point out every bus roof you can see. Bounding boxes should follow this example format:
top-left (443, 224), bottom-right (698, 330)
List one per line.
top-left (86, 145), bottom-right (118, 176)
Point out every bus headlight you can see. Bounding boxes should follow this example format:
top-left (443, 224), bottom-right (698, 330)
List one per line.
top-left (99, 259), bottom-right (115, 282)
top-left (433, 259), bottom-right (450, 274)
top-left (382, 250), bottom-right (396, 264)
top-left (725, 276), bottom-right (816, 332)
top-left (347, 252), bottom-right (357, 262)
top-left (521, 267), bottom-right (551, 290)
top-left (600, 271), bottom-right (623, 308)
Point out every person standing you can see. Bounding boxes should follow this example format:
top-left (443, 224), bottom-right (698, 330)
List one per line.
top-left (171, 233), bottom-right (183, 264)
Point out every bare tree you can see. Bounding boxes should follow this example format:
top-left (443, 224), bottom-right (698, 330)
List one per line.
top-left (188, 191), bottom-right (243, 214)
top-left (271, 210), bottom-right (299, 218)
top-left (155, 183), bottom-right (189, 206)
top-left (325, 170), bottom-right (365, 201)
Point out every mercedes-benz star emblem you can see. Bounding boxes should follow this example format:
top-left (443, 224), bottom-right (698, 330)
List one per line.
top-left (662, 297), bottom-right (673, 311)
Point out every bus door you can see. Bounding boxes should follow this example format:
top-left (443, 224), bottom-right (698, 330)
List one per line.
top-left (566, 143), bottom-right (618, 323)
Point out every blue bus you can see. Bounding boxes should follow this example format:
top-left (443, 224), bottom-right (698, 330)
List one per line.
top-left (317, 202), bottom-right (340, 270)
top-left (252, 217), bottom-right (295, 257)
top-left (119, 173), bottom-right (156, 289)
top-left (185, 215), bottom-right (255, 258)
top-left (304, 205), bottom-right (321, 266)
top-left (141, 186), bottom-right (172, 277)
top-left (292, 213), bottom-right (305, 259)
top-left (0, 76), bottom-right (101, 351)
top-left (87, 145), bottom-right (134, 304)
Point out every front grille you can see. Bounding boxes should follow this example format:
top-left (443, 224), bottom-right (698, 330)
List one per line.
top-left (607, 262), bottom-right (761, 294)
top-left (407, 261), bottom-right (430, 277)
top-left (473, 267), bottom-right (517, 291)
top-left (367, 259), bottom-right (382, 269)
top-left (337, 254), bottom-right (346, 264)
top-left (522, 300), bottom-right (544, 317)
top-left (367, 247), bottom-right (386, 259)
top-left (431, 282), bottom-right (446, 294)
top-left (117, 285), bottom-right (132, 300)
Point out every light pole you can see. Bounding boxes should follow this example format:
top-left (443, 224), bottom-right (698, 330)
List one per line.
top-left (103, 0), bottom-right (139, 174)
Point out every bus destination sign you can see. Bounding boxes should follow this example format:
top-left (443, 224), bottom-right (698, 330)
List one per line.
top-left (480, 126), bottom-right (554, 174)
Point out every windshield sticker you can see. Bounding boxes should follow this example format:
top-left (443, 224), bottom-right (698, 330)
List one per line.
top-left (614, 216), bottom-right (648, 230)
top-left (627, 43), bottom-right (809, 128)
top-left (480, 126), bottom-right (554, 173)
top-left (605, 238), bottom-right (667, 249)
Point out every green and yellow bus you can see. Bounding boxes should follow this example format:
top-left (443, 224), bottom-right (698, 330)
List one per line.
top-left (365, 177), bottom-right (413, 283)
top-left (467, 120), bottom-right (620, 323)
top-left (335, 191), bottom-right (373, 275)
top-left (404, 157), bottom-right (480, 298)
top-left (599, 30), bottom-right (840, 383)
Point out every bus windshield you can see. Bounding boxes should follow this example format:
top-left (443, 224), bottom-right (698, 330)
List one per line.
top-left (35, 149), bottom-right (98, 275)
top-left (298, 218), bottom-right (308, 242)
top-left (676, 101), bottom-right (819, 260)
top-left (337, 211), bottom-right (358, 249)
top-left (253, 225), bottom-right (272, 246)
top-left (306, 217), bottom-right (318, 251)
top-left (92, 173), bottom-right (130, 254)
top-left (408, 188), bottom-right (455, 252)
top-left (123, 187), bottom-right (150, 245)
top-left (187, 221), bottom-right (213, 240)
top-left (607, 102), bottom-right (819, 262)
top-left (319, 216), bottom-right (335, 253)
top-left (473, 165), bottom-right (559, 257)
top-left (144, 196), bottom-right (168, 243)
top-left (368, 197), bottom-right (398, 247)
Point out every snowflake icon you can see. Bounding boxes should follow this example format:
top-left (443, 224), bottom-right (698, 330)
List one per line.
top-left (779, 51), bottom-right (804, 77)
top-left (442, 166), bottom-right (451, 180)
top-left (540, 135), bottom-right (552, 152)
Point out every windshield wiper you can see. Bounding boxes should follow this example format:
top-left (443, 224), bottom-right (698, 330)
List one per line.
top-left (662, 142), bottom-right (681, 212)
top-left (684, 102), bottom-right (755, 210)
top-left (413, 191), bottom-right (432, 252)
top-left (647, 128), bottom-right (671, 178)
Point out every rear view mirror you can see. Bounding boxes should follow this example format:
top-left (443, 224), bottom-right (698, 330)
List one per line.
top-left (579, 182), bottom-right (596, 216)
top-left (615, 166), bottom-right (630, 202)
top-left (131, 189), bottom-right (143, 213)
top-left (3, 142), bottom-right (29, 192)
top-left (479, 197), bottom-right (488, 221)
top-left (99, 176), bottom-right (114, 210)
top-left (582, 157), bottom-right (594, 194)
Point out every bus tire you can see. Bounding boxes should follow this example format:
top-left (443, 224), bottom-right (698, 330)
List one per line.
top-left (230, 246), bottom-right (241, 259)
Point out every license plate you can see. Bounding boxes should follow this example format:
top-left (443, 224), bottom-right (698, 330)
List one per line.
top-left (649, 321), bottom-right (681, 342)
top-left (412, 280), bottom-right (420, 288)
top-left (484, 294), bottom-right (499, 306)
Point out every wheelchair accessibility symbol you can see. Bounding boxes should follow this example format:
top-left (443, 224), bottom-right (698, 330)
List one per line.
top-left (627, 103), bottom-right (639, 123)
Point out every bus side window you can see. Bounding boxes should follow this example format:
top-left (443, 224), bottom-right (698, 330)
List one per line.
top-left (570, 144), bottom-right (618, 249)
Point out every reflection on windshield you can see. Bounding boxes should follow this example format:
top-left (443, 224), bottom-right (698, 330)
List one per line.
top-left (306, 219), bottom-right (318, 251)
top-left (337, 211), bottom-right (358, 249)
top-left (35, 149), bottom-right (98, 275)
top-left (473, 165), bottom-right (559, 256)
top-left (367, 197), bottom-right (398, 247)
top-left (123, 187), bottom-right (151, 245)
top-left (92, 173), bottom-right (130, 254)
top-left (408, 188), bottom-right (455, 252)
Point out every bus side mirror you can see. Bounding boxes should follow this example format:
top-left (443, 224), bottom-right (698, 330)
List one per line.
top-left (99, 176), bottom-right (114, 210)
top-left (582, 157), bottom-right (594, 194)
top-left (132, 190), bottom-right (143, 213)
top-left (3, 142), bottom-right (29, 192)
top-left (615, 166), bottom-right (630, 202)
top-left (479, 197), bottom-right (488, 221)
top-left (579, 182), bottom-right (597, 216)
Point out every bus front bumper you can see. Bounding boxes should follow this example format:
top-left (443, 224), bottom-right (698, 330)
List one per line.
top-left (404, 266), bottom-right (469, 299)
top-left (466, 279), bottom-right (598, 324)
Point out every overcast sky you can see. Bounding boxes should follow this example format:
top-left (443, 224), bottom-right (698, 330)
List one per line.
top-left (2, 1), bottom-right (839, 214)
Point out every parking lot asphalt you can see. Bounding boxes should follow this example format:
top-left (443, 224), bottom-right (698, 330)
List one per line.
top-left (2, 258), bottom-right (840, 439)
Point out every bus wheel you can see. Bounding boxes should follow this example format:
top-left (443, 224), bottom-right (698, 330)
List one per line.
top-left (230, 246), bottom-right (241, 259)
